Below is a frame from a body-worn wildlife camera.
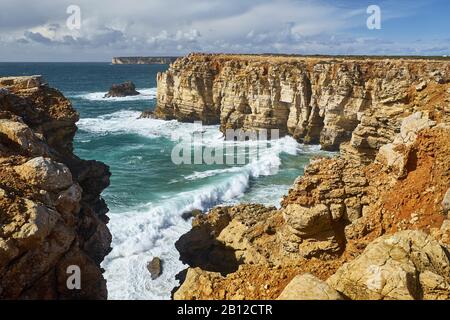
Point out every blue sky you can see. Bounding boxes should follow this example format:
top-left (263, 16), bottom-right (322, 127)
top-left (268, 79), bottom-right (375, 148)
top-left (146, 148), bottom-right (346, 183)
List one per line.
top-left (0, 0), bottom-right (449, 61)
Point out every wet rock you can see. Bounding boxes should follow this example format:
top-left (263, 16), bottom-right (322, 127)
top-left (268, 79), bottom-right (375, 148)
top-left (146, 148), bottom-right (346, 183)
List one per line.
top-left (139, 110), bottom-right (155, 119)
top-left (104, 81), bottom-right (139, 98)
top-left (181, 209), bottom-right (202, 220)
top-left (147, 257), bottom-right (163, 280)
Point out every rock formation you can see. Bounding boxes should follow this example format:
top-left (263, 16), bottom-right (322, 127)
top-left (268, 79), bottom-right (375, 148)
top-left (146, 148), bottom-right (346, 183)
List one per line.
top-left (104, 81), bottom-right (139, 98)
top-left (169, 55), bottom-right (450, 300)
top-left (0, 76), bottom-right (111, 299)
top-left (155, 53), bottom-right (449, 152)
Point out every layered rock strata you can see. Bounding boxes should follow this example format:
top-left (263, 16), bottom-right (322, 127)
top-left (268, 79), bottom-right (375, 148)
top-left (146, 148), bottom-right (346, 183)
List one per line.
top-left (0, 76), bottom-right (111, 299)
top-left (172, 59), bottom-right (450, 300)
top-left (156, 53), bottom-right (449, 154)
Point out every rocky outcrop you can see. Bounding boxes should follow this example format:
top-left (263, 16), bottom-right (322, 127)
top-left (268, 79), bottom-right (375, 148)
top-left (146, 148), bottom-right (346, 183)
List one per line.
top-left (156, 53), bottom-right (450, 152)
top-left (104, 81), bottom-right (139, 98)
top-left (173, 92), bottom-right (450, 300)
top-left (147, 257), bottom-right (163, 280)
top-left (112, 56), bottom-right (178, 65)
top-left (327, 230), bottom-right (450, 300)
top-left (0, 76), bottom-right (111, 299)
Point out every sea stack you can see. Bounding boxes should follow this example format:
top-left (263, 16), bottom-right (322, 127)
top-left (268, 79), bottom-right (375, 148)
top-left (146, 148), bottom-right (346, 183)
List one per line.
top-left (104, 81), bottom-right (139, 98)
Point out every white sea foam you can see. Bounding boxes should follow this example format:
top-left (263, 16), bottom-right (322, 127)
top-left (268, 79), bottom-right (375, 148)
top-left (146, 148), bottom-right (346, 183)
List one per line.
top-left (103, 167), bottom-right (262, 299)
top-left (77, 110), bottom-right (221, 141)
top-left (74, 88), bottom-right (157, 101)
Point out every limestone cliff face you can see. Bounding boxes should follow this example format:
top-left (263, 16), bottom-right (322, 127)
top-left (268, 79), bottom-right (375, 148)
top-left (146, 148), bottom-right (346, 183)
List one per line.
top-left (0, 76), bottom-right (111, 299)
top-left (156, 53), bottom-right (450, 152)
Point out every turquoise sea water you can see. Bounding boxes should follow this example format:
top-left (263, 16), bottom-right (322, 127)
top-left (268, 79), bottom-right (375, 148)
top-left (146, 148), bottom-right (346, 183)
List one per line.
top-left (0, 63), bottom-right (327, 299)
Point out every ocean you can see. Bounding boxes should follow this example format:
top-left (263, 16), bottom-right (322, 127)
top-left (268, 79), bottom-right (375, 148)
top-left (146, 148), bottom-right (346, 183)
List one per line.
top-left (0, 63), bottom-right (327, 299)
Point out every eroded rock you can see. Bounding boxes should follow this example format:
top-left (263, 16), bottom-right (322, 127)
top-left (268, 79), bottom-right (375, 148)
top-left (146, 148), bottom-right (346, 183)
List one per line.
top-left (327, 231), bottom-right (450, 300)
top-left (104, 81), bottom-right (139, 98)
top-left (14, 157), bottom-right (73, 191)
top-left (277, 273), bottom-right (344, 300)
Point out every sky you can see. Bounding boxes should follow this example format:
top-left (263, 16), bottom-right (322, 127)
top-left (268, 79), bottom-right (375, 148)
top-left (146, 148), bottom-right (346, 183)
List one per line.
top-left (0, 0), bottom-right (449, 61)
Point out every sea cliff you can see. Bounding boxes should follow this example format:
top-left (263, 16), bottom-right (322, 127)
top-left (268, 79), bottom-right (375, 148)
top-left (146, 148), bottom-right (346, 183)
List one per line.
top-left (0, 76), bottom-right (111, 299)
top-left (155, 53), bottom-right (449, 153)
top-left (157, 54), bottom-right (450, 300)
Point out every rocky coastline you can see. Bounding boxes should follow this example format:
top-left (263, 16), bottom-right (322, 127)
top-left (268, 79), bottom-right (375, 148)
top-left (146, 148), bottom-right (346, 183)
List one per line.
top-left (155, 54), bottom-right (450, 300)
top-left (0, 76), bottom-right (111, 299)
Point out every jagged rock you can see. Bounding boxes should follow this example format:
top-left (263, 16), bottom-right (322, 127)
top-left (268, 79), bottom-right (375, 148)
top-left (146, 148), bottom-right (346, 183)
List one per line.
top-left (173, 268), bottom-right (222, 300)
top-left (0, 76), bottom-right (111, 299)
top-left (282, 204), bottom-right (332, 237)
top-left (147, 257), bottom-right (163, 280)
top-left (10, 199), bottom-right (60, 246)
top-left (0, 119), bottom-right (47, 155)
top-left (181, 209), bottom-right (202, 220)
top-left (327, 231), bottom-right (450, 300)
top-left (14, 156), bottom-right (73, 191)
top-left (277, 273), bottom-right (344, 300)
top-left (139, 110), bottom-right (155, 119)
top-left (55, 184), bottom-right (82, 215)
top-left (376, 112), bottom-right (436, 178)
top-left (0, 75), bottom-right (45, 90)
top-left (104, 81), bottom-right (139, 98)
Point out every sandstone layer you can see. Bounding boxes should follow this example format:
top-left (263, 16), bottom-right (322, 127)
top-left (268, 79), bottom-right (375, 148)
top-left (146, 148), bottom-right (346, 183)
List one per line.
top-left (0, 76), bottom-right (111, 299)
top-left (171, 56), bottom-right (450, 300)
top-left (155, 53), bottom-right (449, 153)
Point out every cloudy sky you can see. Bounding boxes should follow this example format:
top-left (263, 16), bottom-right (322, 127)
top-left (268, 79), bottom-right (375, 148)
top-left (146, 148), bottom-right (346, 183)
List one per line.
top-left (0, 0), bottom-right (449, 61)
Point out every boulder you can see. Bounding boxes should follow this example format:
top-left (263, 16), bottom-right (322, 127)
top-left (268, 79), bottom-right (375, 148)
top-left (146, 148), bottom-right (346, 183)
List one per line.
top-left (139, 110), bottom-right (155, 119)
top-left (0, 119), bottom-right (47, 155)
top-left (104, 81), bottom-right (139, 98)
top-left (277, 273), bottom-right (344, 300)
top-left (282, 204), bottom-right (332, 237)
top-left (55, 184), bottom-right (83, 215)
top-left (327, 230), bottom-right (450, 300)
top-left (14, 156), bottom-right (73, 191)
top-left (9, 199), bottom-right (60, 249)
top-left (376, 112), bottom-right (436, 178)
top-left (147, 257), bottom-right (163, 280)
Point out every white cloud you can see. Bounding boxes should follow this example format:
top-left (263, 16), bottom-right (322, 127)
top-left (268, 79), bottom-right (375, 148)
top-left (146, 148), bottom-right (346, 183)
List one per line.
top-left (0, 0), bottom-right (448, 61)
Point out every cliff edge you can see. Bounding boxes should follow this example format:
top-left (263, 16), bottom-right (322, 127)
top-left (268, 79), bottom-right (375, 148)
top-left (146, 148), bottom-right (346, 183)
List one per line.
top-left (0, 76), bottom-right (111, 299)
top-left (155, 53), bottom-right (449, 153)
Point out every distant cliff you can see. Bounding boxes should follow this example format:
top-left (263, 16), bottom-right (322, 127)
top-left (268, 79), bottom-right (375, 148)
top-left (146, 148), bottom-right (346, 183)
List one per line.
top-left (112, 56), bottom-right (179, 64)
top-left (155, 53), bottom-right (450, 152)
